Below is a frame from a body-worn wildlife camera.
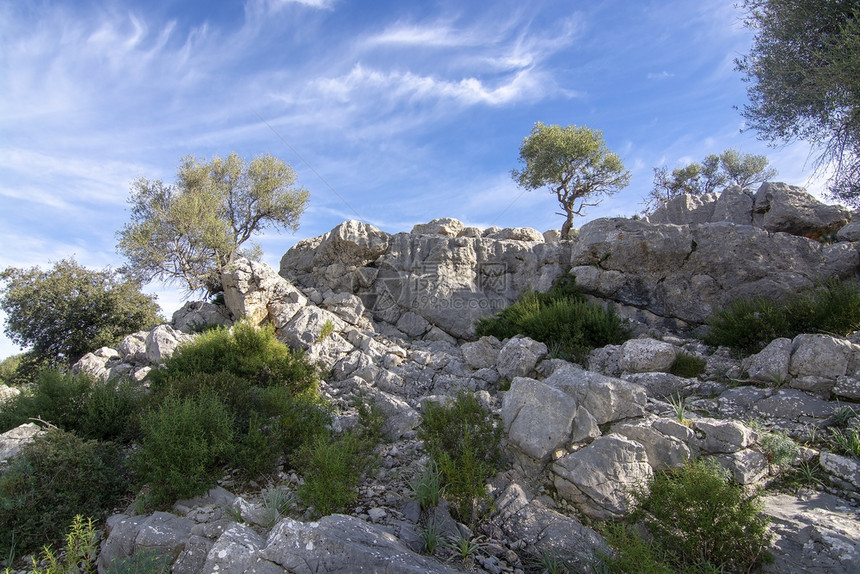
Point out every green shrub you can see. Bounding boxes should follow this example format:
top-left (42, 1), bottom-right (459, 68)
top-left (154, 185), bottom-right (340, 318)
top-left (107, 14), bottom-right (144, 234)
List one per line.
top-left (410, 459), bottom-right (444, 510)
top-left (0, 430), bottom-right (129, 557)
top-left (150, 321), bottom-right (318, 397)
top-left (476, 277), bottom-right (629, 363)
top-left (296, 431), bottom-right (376, 516)
top-left (134, 392), bottom-right (235, 506)
top-left (704, 280), bottom-right (860, 354)
top-left (597, 522), bottom-right (675, 574)
top-left (21, 515), bottom-right (98, 574)
top-left (759, 429), bottom-right (800, 471)
top-left (295, 398), bottom-right (382, 516)
top-left (669, 353), bottom-right (707, 379)
top-left (418, 391), bottom-right (502, 524)
top-left (0, 370), bottom-right (143, 443)
top-left (631, 458), bottom-right (772, 573)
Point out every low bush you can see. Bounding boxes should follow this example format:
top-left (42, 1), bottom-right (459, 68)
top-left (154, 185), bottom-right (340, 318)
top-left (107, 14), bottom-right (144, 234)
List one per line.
top-left (21, 515), bottom-right (98, 574)
top-left (0, 370), bottom-right (143, 443)
top-left (704, 280), bottom-right (860, 354)
top-left (475, 276), bottom-right (629, 363)
top-left (295, 396), bottom-right (383, 516)
top-left (296, 432), bottom-right (368, 516)
top-left (630, 458), bottom-right (772, 573)
top-left (418, 391), bottom-right (502, 524)
top-left (597, 522), bottom-right (674, 574)
top-left (150, 321), bottom-right (319, 397)
top-left (133, 392), bottom-right (235, 506)
top-left (668, 353), bottom-right (706, 379)
top-left (758, 429), bottom-right (800, 471)
top-left (0, 430), bottom-right (129, 557)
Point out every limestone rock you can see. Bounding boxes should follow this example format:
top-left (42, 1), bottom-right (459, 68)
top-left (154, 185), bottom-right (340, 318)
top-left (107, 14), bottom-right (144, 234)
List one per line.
top-left (461, 336), bottom-right (501, 370)
top-left (545, 365), bottom-right (647, 424)
top-left (820, 452), bottom-right (860, 490)
top-left (0, 423), bottom-right (42, 464)
top-left (490, 475), bottom-right (609, 565)
top-left (200, 523), bottom-right (272, 574)
top-left (363, 387), bottom-right (422, 441)
top-left (833, 376), bottom-right (860, 400)
top-left (145, 324), bottom-right (193, 365)
top-left (172, 301), bottom-right (232, 333)
top-left (411, 218), bottom-right (464, 237)
top-left (744, 337), bottom-right (792, 384)
top-left (618, 338), bottom-right (677, 373)
top-left (278, 306), bottom-right (347, 350)
top-left (486, 227), bottom-right (545, 242)
top-left (837, 219), bottom-right (860, 242)
top-left (612, 418), bottom-right (691, 470)
top-left (552, 434), bottom-right (653, 519)
top-left (261, 515), bottom-right (461, 574)
top-left (693, 418), bottom-right (757, 454)
top-left (648, 192), bottom-right (718, 225)
top-left (753, 182), bottom-right (850, 239)
top-left (222, 258), bottom-right (308, 328)
top-left (72, 352), bottom-right (110, 380)
top-left (789, 334), bottom-right (857, 395)
top-left (764, 492), bottom-right (860, 574)
top-left (502, 377), bottom-right (577, 461)
top-left (118, 331), bottom-right (148, 363)
top-left (497, 336), bottom-right (547, 380)
top-left (98, 512), bottom-right (194, 571)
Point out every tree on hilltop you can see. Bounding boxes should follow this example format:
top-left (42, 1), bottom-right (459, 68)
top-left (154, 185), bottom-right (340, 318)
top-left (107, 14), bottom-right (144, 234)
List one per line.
top-left (512, 123), bottom-right (631, 237)
top-left (117, 152), bottom-right (309, 297)
top-left (645, 149), bottom-right (776, 213)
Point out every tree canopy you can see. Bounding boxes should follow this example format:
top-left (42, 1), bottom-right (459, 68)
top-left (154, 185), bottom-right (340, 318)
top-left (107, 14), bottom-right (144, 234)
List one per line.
top-left (512, 123), bottom-right (630, 237)
top-left (117, 152), bottom-right (309, 296)
top-left (645, 149), bottom-right (777, 212)
top-left (736, 0), bottom-right (860, 204)
top-left (0, 259), bottom-right (162, 366)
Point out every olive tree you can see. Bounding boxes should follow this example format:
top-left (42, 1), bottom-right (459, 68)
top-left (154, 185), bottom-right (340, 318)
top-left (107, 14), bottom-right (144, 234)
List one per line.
top-left (645, 149), bottom-right (776, 212)
top-left (0, 259), bottom-right (162, 365)
top-left (736, 0), bottom-right (860, 203)
top-left (512, 123), bottom-right (630, 237)
top-left (117, 152), bottom-right (309, 296)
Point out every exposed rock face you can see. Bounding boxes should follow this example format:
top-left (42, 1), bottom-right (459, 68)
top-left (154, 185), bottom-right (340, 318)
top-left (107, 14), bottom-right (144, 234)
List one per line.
top-left (172, 301), bottom-right (232, 333)
top-left (649, 182), bottom-right (850, 239)
top-left (280, 219), bottom-right (569, 339)
top-left (280, 184), bottom-right (859, 338)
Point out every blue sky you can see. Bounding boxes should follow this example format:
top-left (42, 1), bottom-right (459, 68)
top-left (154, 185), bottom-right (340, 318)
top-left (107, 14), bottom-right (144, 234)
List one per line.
top-left (0, 0), bottom-right (830, 360)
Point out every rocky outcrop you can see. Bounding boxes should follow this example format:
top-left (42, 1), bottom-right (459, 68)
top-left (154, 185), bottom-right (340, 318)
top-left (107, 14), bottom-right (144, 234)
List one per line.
top-left (280, 219), bottom-right (568, 339)
top-left (649, 183), bottom-right (850, 239)
top-left (35, 183), bottom-right (860, 573)
top-left (280, 184), bottom-right (859, 339)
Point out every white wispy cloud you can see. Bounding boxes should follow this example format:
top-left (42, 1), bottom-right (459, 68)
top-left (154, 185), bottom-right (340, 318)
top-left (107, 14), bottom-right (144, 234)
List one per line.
top-left (647, 71), bottom-right (674, 80)
top-left (312, 64), bottom-right (552, 107)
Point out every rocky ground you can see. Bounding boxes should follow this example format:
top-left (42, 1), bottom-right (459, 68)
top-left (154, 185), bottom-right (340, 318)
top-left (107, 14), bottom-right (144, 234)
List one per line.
top-left (2, 181), bottom-right (860, 573)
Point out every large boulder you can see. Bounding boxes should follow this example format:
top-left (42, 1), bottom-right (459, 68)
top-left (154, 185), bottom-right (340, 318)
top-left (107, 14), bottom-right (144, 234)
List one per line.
top-left (279, 221), bottom-right (571, 340)
top-left (753, 182), bottom-right (850, 239)
top-left (502, 377), bottom-right (577, 461)
top-left (172, 301), bottom-right (232, 333)
top-left (0, 423), bottom-right (42, 464)
top-left (261, 514), bottom-right (462, 574)
top-left (552, 434), bottom-right (653, 519)
top-left (145, 324), bottom-right (193, 365)
top-left (222, 258), bottom-right (308, 328)
top-left (570, 215), bottom-right (858, 326)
